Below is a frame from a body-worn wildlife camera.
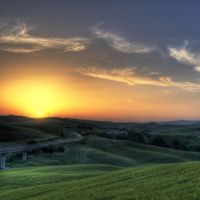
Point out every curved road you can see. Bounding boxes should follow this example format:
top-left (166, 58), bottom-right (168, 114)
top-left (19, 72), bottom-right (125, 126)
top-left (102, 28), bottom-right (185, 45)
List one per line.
top-left (0, 132), bottom-right (83, 154)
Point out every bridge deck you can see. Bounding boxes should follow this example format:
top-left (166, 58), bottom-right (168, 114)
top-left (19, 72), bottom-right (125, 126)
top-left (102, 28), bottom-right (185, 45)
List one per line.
top-left (0, 136), bottom-right (81, 154)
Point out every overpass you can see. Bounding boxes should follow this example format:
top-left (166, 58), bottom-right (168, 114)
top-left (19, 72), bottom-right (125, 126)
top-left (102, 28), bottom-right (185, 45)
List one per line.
top-left (0, 133), bottom-right (83, 169)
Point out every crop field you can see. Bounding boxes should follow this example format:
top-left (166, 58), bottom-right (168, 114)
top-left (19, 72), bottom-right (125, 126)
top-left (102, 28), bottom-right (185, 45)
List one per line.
top-left (1, 162), bottom-right (200, 200)
top-left (5, 136), bottom-right (200, 168)
top-left (1, 116), bottom-right (200, 199)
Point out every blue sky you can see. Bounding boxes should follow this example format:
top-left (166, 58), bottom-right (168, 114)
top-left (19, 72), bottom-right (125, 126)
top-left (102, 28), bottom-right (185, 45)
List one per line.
top-left (1, 0), bottom-right (200, 121)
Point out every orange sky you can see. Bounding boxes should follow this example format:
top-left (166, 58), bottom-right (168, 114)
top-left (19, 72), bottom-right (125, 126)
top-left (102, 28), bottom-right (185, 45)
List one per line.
top-left (1, 1), bottom-right (200, 122)
top-left (1, 60), bottom-right (199, 122)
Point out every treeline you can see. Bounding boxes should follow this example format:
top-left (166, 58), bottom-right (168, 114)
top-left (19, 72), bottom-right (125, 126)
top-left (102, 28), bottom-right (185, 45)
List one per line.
top-left (81, 130), bottom-right (200, 152)
top-left (125, 130), bottom-right (200, 152)
top-left (127, 130), bottom-right (189, 150)
top-left (21, 125), bottom-right (63, 135)
top-left (42, 145), bottom-right (65, 153)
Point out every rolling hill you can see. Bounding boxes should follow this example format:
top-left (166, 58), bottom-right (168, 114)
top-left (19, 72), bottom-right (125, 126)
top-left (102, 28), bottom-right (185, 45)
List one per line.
top-left (1, 162), bottom-right (200, 200)
top-left (1, 115), bottom-right (200, 199)
top-left (6, 136), bottom-right (200, 168)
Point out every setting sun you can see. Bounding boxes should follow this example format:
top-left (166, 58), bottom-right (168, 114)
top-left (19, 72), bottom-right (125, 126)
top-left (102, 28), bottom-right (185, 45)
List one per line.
top-left (1, 1), bottom-right (200, 123)
top-left (1, 1), bottom-right (200, 199)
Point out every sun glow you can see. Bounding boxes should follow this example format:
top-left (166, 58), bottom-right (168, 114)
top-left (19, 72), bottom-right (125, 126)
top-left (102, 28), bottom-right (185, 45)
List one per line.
top-left (37, 110), bottom-right (42, 115)
top-left (0, 75), bottom-right (76, 118)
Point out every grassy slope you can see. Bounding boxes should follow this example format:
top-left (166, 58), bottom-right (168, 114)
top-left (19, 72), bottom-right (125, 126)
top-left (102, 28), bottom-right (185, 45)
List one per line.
top-left (82, 136), bottom-right (200, 165)
top-left (0, 117), bottom-right (105, 146)
top-left (2, 117), bottom-right (200, 199)
top-left (1, 162), bottom-right (200, 200)
top-left (0, 118), bottom-right (74, 146)
top-left (0, 123), bottom-right (58, 144)
top-left (0, 164), bottom-right (122, 191)
top-left (6, 136), bottom-right (200, 168)
top-left (2, 116), bottom-right (200, 146)
top-left (1, 137), bottom-right (200, 200)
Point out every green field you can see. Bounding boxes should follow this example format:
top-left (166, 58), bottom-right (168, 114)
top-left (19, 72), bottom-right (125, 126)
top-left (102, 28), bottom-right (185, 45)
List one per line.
top-left (1, 116), bottom-right (200, 199)
top-left (2, 136), bottom-right (200, 200)
top-left (6, 136), bottom-right (200, 168)
top-left (1, 162), bottom-right (200, 200)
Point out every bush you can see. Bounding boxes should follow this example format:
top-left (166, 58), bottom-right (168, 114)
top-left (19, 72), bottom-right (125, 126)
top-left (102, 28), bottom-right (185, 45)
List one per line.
top-left (58, 146), bottom-right (65, 152)
top-left (60, 133), bottom-right (64, 137)
top-left (27, 140), bottom-right (37, 145)
top-left (193, 145), bottom-right (200, 152)
top-left (150, 135), bottom-right (166, 147)
top-left (42, 145), bottom-right (54, 153)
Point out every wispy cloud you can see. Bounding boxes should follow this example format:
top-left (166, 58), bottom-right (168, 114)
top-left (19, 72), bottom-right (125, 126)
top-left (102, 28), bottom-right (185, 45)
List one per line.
top-left (76, 66), bottom-right (200, 92)
top-left (0, 21), bottom-right (7, 29)
top-left (159, 77), bottom-right (200, 91)
top-left (168, 42), bottom-right (200, 72)
top-left (91, 26), bottom-right (156, 54)
top-left (0, 45), bottom-right (43, 53)
top-left (147, 72), bottom-right (161, 76)
top-left (0, 22), bottom-right (91, 53)
top-left (162, 90), bottom-right (174, 94)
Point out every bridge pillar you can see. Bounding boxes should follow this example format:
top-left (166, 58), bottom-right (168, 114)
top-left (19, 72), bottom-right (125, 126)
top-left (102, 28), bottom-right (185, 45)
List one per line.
top-left (0, 153), bottom-right (7, 169)
top-left (22, 151), bottom-right (28, 161)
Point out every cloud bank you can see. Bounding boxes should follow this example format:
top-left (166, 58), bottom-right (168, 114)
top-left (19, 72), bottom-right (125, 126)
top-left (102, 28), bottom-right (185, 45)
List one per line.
top-left (76, 67), bottom-right (200, 92)
top-left (0, 22), bottom-right (90, 53)
top-left (91, 26), bottom-right (156, 54)
top-left (169, 42), bottom-right (200, 72)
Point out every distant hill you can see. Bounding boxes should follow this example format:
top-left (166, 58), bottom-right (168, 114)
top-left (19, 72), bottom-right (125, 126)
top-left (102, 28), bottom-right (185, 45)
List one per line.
top-left (2, 115), bottom-right (200, 200)
top-left (1, 115), bottom-right (199, 126)
top-left (0, 115), bottom-right (30, 123)
top-left (6, 135), bottom-right (200, 168)
top-left (1, 161), bottom-right (200, 200)
top-left (157, 119), bottom-right (200, 125)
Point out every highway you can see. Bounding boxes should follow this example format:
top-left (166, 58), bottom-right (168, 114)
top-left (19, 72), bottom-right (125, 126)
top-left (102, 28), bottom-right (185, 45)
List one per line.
top-left (0, 132), bottom-right (83, 154)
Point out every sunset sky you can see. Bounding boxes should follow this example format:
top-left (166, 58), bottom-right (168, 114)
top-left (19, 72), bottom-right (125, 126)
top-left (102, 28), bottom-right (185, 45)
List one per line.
top-left (1, 0), bottom-right (200, 122)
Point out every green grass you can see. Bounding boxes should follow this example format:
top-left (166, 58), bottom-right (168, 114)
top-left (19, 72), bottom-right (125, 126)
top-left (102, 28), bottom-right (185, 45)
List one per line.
top-left (1, 136), bottom-right (200, 200)
top-left (1, 162), bottom-right (200, 200)
top-left (2, 116), bottom-right (200, 147)
top-left (151, 124), bottom-right (200, 135)
top-left (6, 136), bottom-right (200, 168)
top-left (0, 123), bottom-right (61, 146)
top-left (79, 136), bottom-right (200, 165)
top-left (0, 164), bottom-right (121, 191)
top-left (2, 117), bottom-right (200, 199)
top-left (0, 117), bottom-right (105, 146)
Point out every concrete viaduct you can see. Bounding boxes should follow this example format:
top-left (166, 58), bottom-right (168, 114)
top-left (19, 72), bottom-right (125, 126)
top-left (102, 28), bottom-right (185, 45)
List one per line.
top-left (0, 133), bottom-right (83, 169)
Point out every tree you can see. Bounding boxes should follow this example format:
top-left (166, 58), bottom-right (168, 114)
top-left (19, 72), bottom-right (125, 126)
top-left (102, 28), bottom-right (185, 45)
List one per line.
top-left (58, 146), bottom-right (65, 152)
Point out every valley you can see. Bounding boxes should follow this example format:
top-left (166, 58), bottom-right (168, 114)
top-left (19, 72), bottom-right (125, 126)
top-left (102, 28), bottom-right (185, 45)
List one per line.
top-left (1, 116), bottom-right (200, 199)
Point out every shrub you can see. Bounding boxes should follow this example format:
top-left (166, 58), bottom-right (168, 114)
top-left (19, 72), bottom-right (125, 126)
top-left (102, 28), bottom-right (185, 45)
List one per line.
top-left (193, 145), bottom-right (200, 152)
top-left (60, 133), bottom-right (64, 137)
top-left (42, 145), bottom-right (54, 153)
top-left (58, 146), bottom-right (65, 152)
top-left (27, 140), bottom-right (37, 145)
